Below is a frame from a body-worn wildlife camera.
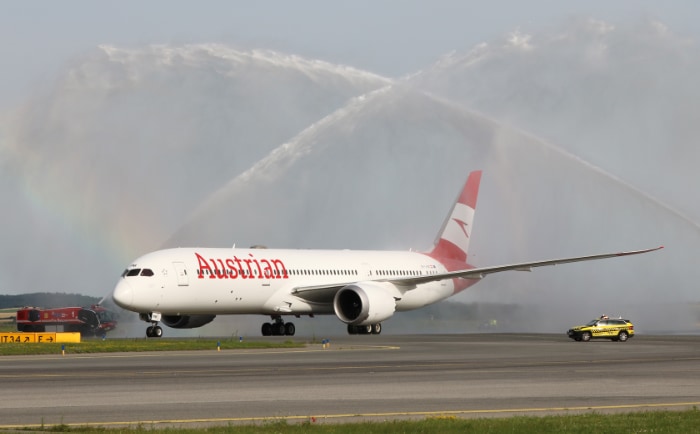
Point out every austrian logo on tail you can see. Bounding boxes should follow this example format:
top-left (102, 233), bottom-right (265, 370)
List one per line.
top-left (430, 170), bottom-right (481, 263)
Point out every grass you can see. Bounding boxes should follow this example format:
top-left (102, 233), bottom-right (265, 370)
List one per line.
top-left (0, 337), bottom-right (304, 356)
top-left (6, 409), bottom-right (700, 432)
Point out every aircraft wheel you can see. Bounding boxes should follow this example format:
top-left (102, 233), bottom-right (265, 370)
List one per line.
top-left (153, 326), bottom-right (163, 338)
top-left (261, 323), bottom-right (272, 336)
top-left (285, 322), bottom-right (296, 336)
top-left (146, 326), bottom-right (153, 338)
top-left (347, 324), bottom-right (358, 335)
top-left (275, 323), bottom-right (286, 336)
top-left (371, 323), bottom-right (382, 335)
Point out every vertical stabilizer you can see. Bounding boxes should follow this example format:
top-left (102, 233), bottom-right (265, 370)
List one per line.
top-left (429, 170), bottom-right (482, 263)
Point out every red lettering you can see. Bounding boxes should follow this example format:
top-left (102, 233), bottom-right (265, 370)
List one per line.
top-left (270, 259), bottom-right (288, 279)
top-left (194, 253), bottom-right (289, 280)
top-left (215, 259), bottom-right (228, 279)
top-left (234, 257), bottom-right (245, 279)
top-left (195, 253), bottom-right (215, 279)
top-left (248, 254), bottom-right (262, 279)
top-left (243, 258), bottom-right (255, 278)
top-left (260, 259), bottom-right (273, 278)
top-left (225, 259), bottom-right (239, 278)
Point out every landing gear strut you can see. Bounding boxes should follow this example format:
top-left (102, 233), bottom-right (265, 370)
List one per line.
top-left (261, 315), bottom-right (295, 336)
top-left (347, 323), bottom-right (382, 335)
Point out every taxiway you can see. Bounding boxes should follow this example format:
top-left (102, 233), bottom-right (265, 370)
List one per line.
top-left (1, 333), bottom-right (699, 428)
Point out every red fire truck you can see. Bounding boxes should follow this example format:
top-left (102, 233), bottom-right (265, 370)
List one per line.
top-left (16, 305), bottom-right (117, 336)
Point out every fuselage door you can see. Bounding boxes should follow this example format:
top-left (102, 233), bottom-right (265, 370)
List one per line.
top-left (173, 262), bottom-right (189, 286)
top-left (359, 262), bottom-right (373, 279)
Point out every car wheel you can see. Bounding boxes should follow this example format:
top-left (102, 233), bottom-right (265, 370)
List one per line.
top-left (618, 331), bottom-right (629, 342)
top-left (581, 332), bottom-right (592, 342)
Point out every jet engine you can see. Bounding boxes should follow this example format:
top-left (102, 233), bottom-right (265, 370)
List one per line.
top-left (333, 283), bottom-right (396, 326)
top-left (161, 314), bottom-right (216, 329)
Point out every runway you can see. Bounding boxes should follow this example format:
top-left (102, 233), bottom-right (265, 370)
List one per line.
top-left (1, 333), bottom-right (700, 428)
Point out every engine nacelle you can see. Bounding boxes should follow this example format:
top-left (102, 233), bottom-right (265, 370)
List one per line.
top-left (333, 282), bottom-right (396, 326)
top-left (161, 314), bottom-right (216, 329)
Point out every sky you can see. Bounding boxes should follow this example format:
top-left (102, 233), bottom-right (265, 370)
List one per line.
top-left (2, 1), bottom-right (699, 110)
top-left (1, 1), bottom-right (699, 335)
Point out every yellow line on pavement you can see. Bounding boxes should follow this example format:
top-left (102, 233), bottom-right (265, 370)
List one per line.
top-left (2, 401), bottom-right (700, 429)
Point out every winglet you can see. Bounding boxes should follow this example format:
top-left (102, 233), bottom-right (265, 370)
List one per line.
top-left (429, 170), bottom-right (482, 263)
top-left (615, 245), bottom-right (664, 256)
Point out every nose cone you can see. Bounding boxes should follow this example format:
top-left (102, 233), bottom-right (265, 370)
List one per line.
top-left (112, 279), bottom-right (134, 310)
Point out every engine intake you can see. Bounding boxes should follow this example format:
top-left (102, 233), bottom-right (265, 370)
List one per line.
top-left (333, 283), bottom-right (396, 326)
top-left (161, 314), bottom-right (216, 329)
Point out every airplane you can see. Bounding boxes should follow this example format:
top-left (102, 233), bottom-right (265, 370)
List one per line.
top-left (111, 170), bottom-right (662, 337)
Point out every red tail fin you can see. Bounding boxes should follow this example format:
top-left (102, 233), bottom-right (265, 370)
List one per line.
top-left (429, 170), bottom-right (481, 263)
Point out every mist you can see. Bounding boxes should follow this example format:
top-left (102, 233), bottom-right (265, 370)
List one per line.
top-left (1, 18), bottom-right (698, 336)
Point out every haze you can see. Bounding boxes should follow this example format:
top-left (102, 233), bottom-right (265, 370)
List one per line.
top-left (1, 2), bottom-right (698, 335)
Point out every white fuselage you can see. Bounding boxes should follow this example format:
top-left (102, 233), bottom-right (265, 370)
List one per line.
top-left (112, 248), bottom-right (455, 317)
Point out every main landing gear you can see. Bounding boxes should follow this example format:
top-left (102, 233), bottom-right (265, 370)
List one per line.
top-left (261, 315), bottom-right (295, 336)
top-left (347, 323), bottom-right (382, 335)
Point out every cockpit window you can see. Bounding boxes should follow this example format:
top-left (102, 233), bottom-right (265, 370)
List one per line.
top-left (140, 269), bottom-right (154, 277)
top-left (126, 269), bottom-right (141, 277)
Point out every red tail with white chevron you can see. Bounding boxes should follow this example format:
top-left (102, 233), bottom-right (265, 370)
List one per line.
top-left (431, 170), bottom-right (481, 263)
top-left (428, 170), bottom-right (482, 293)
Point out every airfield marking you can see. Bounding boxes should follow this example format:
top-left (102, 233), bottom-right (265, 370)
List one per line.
top-left (3, 352), bottom-right (700, 380)
top-left (2, 401), bottom-right (700, 429)
top-left (0, 344), bottom-right (400, 363)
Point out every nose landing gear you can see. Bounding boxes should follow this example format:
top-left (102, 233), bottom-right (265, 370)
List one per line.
top-left (146, 324), bottom-right (163, 338)
top-left (140, 312), bottom-right (163, 338)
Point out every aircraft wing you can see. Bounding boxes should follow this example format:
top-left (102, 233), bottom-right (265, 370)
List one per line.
top-left (388, 246), bottom-right (664, 288)
top-left (291, 246), bottom-right (663, 302)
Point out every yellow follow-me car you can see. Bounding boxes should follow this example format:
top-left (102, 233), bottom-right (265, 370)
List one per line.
top-left (567, 317), bottom-right (635, 342)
